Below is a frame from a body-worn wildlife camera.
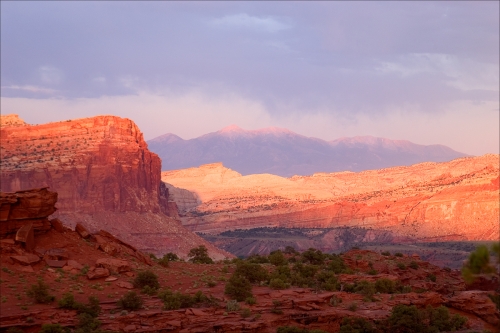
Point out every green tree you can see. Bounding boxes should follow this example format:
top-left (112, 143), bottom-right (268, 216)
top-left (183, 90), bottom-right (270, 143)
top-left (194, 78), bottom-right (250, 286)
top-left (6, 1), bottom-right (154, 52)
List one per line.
top-left (188, 245), bottom-right (214, 264)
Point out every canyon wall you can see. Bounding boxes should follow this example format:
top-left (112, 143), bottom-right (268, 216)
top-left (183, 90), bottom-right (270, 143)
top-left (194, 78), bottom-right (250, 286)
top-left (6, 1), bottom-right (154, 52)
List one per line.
top-left (162, 155), bottom-right (499, 241)
top-left (0, 115), bottom-right (230, 259)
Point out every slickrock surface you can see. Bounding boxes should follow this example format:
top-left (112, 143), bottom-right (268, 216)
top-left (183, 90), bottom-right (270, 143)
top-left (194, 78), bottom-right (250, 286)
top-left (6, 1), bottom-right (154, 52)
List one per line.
top-left (162, 155), bottom-right (499, 242)
top-left (0, 115), bottom-right (229, 259)
top-left (1, 230), bottom-right (498, 333)
top-left (0, 188), bottom-right (57, 236)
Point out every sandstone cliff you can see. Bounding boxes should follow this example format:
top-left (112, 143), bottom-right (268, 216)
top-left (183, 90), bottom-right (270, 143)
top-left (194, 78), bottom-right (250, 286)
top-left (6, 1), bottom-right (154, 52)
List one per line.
top-left (162, 155), bottom-right (499, 241)
top-left (0, 115), bottom-right (230, 259)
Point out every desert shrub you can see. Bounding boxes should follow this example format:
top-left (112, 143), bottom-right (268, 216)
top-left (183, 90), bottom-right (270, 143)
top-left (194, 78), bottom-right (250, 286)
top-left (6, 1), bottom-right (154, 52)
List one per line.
top-left (58, 294), bottom-right (100, 318)
top-left (234, 261), bottom-right (269, 283)
top-left (58, 292), bottom-right (76, 309)
top-left (329, 295), bottom-right (343, 306)
top-left (27, 280), bottom-right (55, 304)
top-left (387, 304), bottom-right (467, 333)
top-left (269, 250), bottom-right (287, 266)
top-left (245, 296), bottom-right (256, 305)
top-left (381, 251), bottom-right (391, 256)
top-left (133, 270), bottom-right (159, 290)
top-left (240, 308), bottom-right (252, 318)
top-left (316, 270), bottom-right (339, 291)
top-left (326, 255), bottom-right (346, 274)
top-left (39, 324), bottom-right (68, 333)
top-left (354, 280), bottom-right (376, 301)
top-left (488, 293), bottom-right (500, 311)
top-left (247, 254), bottom-right (269, 264)
top-left (375, 278), bottom-right (396, 294)
top-left (348, 302), bottom-right (358, 312)
top-left (188, 245), bottom-right (214, 264)
top-left (409, 261), bottom-right (419, 270)
top-left (74, 313), bottom-right (102, 333)
top-left (117, 291), bottom-right (143, 311)
top-left (427, 274), bottom-right (437, 282)
top-left (293, 263), bottom-right (319, 279)
top-left (339, 317), bottom-right (378, 333)
top-left (149, 253), bottom-right (157, 260)
top-left (394, 252), bottom-right (403, 257)
top-left (301, 248), bottom-right (325, 265)
top-left (269, 278), bottom-right (288, 290)
top-left (226, 299), bottom-right (240, 312)
top-left (141, 285), bottom-right (158, 296)
top-left (158, 255), bottom-right (169, 267)
top-left (284, 246), bottom-right (298, 254)
top-left (426, 305), bottom-right (467, 332)
top-left (397, 263), bottom-right (407, 270)
top-left (462, 245), bottom-right (496, 283)
top-left (367, 269), bottom-right (378, 275)
top-left (224, 274), bottom-right (253, 301)
top-left (165, 252), bottom-right (179, 261)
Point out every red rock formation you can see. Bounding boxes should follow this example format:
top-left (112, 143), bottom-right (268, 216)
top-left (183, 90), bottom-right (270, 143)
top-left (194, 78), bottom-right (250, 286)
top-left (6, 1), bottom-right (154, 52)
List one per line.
top-left (0, 188), bottom-right (57, 236)
top-left (0, 115), bottom-right (230, 259)
top-left (162, 155), bottom-right (499, 241)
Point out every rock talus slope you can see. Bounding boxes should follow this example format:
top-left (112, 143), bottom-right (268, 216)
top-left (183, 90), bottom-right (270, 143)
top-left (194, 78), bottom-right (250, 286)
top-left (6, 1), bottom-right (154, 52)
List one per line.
top-left (0, 115), bottom-right (229, 259)
top-left (162, 155), bottom-right (499, 241)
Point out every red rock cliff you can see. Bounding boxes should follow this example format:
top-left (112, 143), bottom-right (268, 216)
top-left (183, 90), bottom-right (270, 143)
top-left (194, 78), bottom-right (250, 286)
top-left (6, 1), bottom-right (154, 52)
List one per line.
top-left (0, 115), bottom-right (167, 214)
top-left (0, 115), bottom-right (230, 259)
top-left (162, 155), bottom-right (500, 241)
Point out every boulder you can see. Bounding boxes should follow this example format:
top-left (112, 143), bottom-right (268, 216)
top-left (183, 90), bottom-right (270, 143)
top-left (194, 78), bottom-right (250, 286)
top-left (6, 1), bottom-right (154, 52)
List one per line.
top-left (116, 281), bottom-right (134, 289)
top-left (87, 267), bottom-right (110, 280)
top-left (50, 218), bottom-right (65, 233)
top-left (75, 223), bottom-right (90, 239)
top-left (447, 290), bottom-right (500, 326)
top-left (95, 258), bottom-right (131, 273)
top-left (45, 248), bottom-right (69, 260)
top-left (15, 223), bottom-right (35, 251)
top-left (66, 260), bottom-right (84, 270)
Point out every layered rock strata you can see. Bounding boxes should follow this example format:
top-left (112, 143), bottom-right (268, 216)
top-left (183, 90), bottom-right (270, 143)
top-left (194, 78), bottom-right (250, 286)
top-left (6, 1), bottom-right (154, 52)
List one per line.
top-left (162, 155), bottom-right (499, 241)
top-left (0, 188), bottom-right (57, 236)
top-left (0, 115), bottom-right (229, 259)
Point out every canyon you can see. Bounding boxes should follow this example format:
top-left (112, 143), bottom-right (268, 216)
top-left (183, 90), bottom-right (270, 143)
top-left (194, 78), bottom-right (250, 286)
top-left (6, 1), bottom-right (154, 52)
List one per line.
top-left (148, 125), bottom-right (468, 177)
top-left (162, 155), bottom-right (499, 256)
top-left (0, 114), bottom-right (229, 259)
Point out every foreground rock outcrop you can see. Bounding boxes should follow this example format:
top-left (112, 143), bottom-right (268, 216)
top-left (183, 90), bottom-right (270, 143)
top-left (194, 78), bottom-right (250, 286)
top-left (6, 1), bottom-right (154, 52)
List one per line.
top-left (1, 227), bottom-right (498, 333)
top-left (162, 155), bottom-right (499, 243)
top-left (0, 115), bottom-right (229, 259)
top-left (0, 188), bottom-right (57, 237)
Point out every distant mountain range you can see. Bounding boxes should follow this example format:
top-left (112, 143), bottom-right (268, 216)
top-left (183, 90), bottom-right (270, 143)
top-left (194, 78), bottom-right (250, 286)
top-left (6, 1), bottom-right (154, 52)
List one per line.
top-left (147, 125), bottom-right (469, 177)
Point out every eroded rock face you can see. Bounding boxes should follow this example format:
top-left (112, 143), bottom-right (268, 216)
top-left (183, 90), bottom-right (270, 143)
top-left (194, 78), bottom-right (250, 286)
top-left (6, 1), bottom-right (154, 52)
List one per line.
top-left (0, 188), bottom-right (57, 236)
top-left (0, 115), bottom-right (166, 214)
top-left (0, 115), bottom-right (231, 259)
top-left (162, 155), bottom-right (499, 242)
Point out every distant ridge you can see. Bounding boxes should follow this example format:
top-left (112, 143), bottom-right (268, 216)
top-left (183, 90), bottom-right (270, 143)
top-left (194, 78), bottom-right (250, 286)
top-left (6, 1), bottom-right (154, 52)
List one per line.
top-left (148, 125), bottom-right (469, 177)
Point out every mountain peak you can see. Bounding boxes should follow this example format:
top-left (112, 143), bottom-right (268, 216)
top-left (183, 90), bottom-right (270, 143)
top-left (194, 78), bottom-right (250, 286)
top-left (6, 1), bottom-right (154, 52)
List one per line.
top-left (219, 125), bottom-right (244, 133)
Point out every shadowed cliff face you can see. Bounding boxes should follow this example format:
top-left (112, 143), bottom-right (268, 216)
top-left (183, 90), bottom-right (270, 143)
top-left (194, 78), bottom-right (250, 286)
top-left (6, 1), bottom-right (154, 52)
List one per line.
top-left (0, 115), bottom-right (231, 259)
top-left (162, 155), bottom-right (499, 242)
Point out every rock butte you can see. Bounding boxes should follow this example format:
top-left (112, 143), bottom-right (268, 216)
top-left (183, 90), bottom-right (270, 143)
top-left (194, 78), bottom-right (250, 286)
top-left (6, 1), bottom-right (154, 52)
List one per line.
top-left (162, 155), bottom-right (499, 241)
top-left (0, 114), bottom-right (229, 259)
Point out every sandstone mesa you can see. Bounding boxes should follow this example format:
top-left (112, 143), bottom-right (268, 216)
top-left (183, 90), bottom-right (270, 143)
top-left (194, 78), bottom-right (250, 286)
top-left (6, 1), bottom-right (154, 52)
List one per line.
top-left (162, 156), bottom-right (499, 242)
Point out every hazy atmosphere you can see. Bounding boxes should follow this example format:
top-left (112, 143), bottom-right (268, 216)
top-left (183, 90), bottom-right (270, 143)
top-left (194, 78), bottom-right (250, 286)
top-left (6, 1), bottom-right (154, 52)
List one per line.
top-left (1, 1), bottom-right (498, 155)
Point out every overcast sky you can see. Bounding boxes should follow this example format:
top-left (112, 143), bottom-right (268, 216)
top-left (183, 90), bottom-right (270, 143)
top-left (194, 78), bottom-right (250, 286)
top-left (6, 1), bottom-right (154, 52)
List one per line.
top-left (1, 1), bottom-right (498, 155)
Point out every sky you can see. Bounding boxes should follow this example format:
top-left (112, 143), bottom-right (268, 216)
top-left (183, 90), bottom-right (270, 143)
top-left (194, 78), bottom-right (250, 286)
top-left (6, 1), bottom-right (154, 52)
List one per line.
top-left (1, 1), bottom-right (499, 155)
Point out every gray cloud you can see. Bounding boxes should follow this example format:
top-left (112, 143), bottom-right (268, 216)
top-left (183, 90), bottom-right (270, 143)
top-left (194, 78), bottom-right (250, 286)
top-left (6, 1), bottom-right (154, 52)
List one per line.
top-left (1, 1), bottom-right (498, 154)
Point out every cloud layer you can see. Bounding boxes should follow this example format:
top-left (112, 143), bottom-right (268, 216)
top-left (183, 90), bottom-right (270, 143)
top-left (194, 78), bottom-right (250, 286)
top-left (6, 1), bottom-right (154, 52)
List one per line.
top-left (1, 2), bottom-right (498, 155)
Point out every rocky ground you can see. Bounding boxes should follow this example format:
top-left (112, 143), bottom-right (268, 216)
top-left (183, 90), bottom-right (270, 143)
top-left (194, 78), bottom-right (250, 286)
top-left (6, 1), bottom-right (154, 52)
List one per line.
top-left (1, 226), bottom-right (498, 333)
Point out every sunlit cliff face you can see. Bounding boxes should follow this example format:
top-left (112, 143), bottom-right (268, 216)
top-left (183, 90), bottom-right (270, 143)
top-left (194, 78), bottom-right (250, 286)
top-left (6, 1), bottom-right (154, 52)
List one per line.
top-left (162, 155), bottom-right (500, 241)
